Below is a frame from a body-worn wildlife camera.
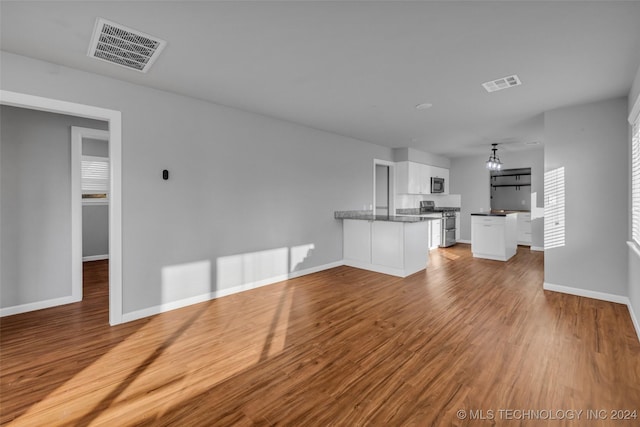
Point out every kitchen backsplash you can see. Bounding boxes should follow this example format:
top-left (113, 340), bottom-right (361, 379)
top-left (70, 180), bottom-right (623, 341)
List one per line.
top-left (396, 194), bottom-right (462, 209)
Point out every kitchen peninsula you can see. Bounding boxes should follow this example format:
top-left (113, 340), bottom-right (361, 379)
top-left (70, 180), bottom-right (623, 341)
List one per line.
top-left (471, 212), bottom-right (518, 261)
top-left (335, 211), bottom-right (437, 277)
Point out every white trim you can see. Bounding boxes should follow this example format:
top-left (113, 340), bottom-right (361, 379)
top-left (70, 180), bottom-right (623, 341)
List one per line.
top-left (543, 281), bottom-right (639, 342)
top-left (83, 254), bottom-right (109, 262)
top-left (457, 239), bottom-right (472, 244)
top-left (373, 159), bottom-right (395, 216)
top-left (628, 301), bottom-right (640, 344)
top-left (344, 259), bottom-right (415, 278)
top-left (72, 127), bottom-right (110, 305)
top-left (472, 252), bottom-right (513, 262)
top-left (543, 282), bottom-right (629, 305)
top-left (122, 260), bottom-right (344, 323)
top-left (0, 90), bottom-right (123, 325)
top-left (629, 92), bottom-right (640, 125)
top-left (0, 295), bottom-right (80, 317)
top-left (82, 199), bottom-right (109, 206)
top-left (530, 246), bottom-right (545, 252)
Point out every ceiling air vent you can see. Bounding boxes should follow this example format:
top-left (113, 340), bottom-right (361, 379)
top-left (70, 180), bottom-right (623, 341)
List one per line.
top-left (482, 74), bottom-right (522, 93)
top-left (87, 18), bottom-right (166, 73)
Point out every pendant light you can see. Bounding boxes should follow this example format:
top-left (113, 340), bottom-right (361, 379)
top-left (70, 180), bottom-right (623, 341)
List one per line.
top-left (485, 143), bottom-right (503, 171)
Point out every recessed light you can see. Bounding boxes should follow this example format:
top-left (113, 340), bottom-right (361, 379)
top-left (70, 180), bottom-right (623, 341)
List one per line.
top-left (415, 103), bottom-right (433, 110)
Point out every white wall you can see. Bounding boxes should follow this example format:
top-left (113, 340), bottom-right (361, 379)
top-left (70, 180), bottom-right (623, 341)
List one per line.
top-left (0, 51), bottom-right (393, 316)
top-left (544, 97), bottom-right (628, 297)
top-left (0, 105), bottom-right (108, 308)
top-left (450, 148), bottom-right (544, 247)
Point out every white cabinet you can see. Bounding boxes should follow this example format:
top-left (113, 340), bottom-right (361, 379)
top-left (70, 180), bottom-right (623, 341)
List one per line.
top-left (343, 219), bottom-right (430, 277)
top-left (343, 219), bottom-right (372, 263)
top-left (429, 218), bottom-right (441, 249)
top-left (371, 221), bottom-right (404, 269)
top-left (471, 214), bottom-right (517, 261)
top-left (517, 212), bottom-right (532, 246)
top-left (396, 161), bottom-right (450, 195)
top-left (396, 161), bottom-right (431, 194)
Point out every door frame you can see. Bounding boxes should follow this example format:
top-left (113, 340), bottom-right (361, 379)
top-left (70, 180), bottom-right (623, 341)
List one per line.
top-left (71, 127), bottom-right (110, 303)
top-left (0, 90), bottom-right (123, 325)
top-left (373, 159), bottom-right (395, 216)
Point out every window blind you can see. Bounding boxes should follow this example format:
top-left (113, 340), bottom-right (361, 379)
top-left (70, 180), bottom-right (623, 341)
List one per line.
top-left (544, 167), bottom-right (565, 250)
top-left (81, 155), bottom-right (109, 194)
top-left (632, 118), bottom-right (640, 246)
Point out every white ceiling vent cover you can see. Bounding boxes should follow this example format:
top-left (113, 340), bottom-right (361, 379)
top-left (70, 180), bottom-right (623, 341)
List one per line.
top-left (482, 75), bottom-right (522, 93)
top-left (88, 18), bottom-right (166, 73)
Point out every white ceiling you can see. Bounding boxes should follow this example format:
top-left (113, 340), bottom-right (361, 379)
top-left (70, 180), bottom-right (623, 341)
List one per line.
top-left (2, 1), bottom-right (640, 157)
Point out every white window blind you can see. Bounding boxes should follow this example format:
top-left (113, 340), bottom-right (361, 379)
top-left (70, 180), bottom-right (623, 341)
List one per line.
top-left (544, 167), bottom-right (565, 250)
top-left (82, 155), bottom-right (109, 195)
top-left (632, 117), bottom-right (640, 246)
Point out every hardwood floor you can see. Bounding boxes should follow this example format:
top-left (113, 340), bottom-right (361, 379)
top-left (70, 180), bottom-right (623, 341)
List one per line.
top-left (1, 247), bottom-right (639, 426)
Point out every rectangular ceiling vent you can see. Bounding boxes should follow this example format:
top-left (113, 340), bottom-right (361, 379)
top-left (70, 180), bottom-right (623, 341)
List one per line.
top-left (88, 18), bottom-right (166, 73)
top-left (482, 74), bottom-right (522, 93)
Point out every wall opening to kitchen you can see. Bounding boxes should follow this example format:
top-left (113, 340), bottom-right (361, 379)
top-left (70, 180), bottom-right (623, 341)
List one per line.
top-left (490, 167), bottom-right (532, 211)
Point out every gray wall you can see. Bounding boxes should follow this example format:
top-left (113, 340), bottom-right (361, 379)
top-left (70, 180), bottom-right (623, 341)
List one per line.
top-left (82, 205), bottom-right (108, 257)
top-left (629, 65), bottom-right (640, 325)
top-left (392, 147), bottom-right (451, 169)
top-left (81, 138), bottom-right (109, 258)
top-left (83, 138), bottom-right (108, 157)
top-left (544, 97), bottom-right (628, 296)
top-left (0, 51), bottom-right (393, 315)
top-left (0, 105), bottom-right (107, 307)
top-left (450, 148), bottom-right (544, 248)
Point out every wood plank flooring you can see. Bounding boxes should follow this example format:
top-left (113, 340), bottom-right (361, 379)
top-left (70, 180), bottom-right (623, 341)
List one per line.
top-left (1, 246), bottom-right (639, 426)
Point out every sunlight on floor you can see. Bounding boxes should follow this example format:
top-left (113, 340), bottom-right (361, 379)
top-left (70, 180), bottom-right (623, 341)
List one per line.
top-left (14, 274), bottom-right (297, 424)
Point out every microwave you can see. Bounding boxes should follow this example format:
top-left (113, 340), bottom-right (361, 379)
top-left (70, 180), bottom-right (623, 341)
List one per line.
top-left (431, 177), bottom-right (445, 193)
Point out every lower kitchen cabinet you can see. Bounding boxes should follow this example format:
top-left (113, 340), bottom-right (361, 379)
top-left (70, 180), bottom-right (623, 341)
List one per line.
top-left (471, 213), bottom-right (517, 261)
top-left (517, 212), bottom-right (532, 245)
top-left (343, 219), bottom-right (430, 277)
top-left (429, 219), bottom-right (441, 250)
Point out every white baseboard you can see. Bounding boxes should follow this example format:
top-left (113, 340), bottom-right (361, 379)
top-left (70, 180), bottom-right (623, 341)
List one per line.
top-left (530, 246), bottom-right (544, 252)
top-left (543, 281), bottom-right (639, 342)
top-left (628, 302), bottom-right (640, 344)
top-left (83, 254), bottom-right (109, 262)
top-left (543, 282), bottom-right (629, 305)
top-left (0, 295), bottom-right (80, 317)
top-left (122, 260), bottom-right (344, 323)
top-left (457, 239), bottom-right (471, 244)
top-left (343, 259), bottom-right (417, 278)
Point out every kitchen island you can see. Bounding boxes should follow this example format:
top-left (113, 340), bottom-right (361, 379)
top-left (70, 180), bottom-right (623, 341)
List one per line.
top-left (335, 211), bottom-right (437, 277)
top-left (471, 212), bottom-right (518, 261)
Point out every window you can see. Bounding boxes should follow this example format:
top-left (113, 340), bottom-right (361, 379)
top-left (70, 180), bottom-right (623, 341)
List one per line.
top-left (82, 155), bottom-right (109, 204)
top-left (632, 111), bottom-right (640, 246)
top-left (544, 167), bottom-right (565, 250)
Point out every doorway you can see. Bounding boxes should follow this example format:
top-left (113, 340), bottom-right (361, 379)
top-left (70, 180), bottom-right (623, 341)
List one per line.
top-left (72, 127), bottom-right (110, 302)
top-left (373, 159), bottom-right (395, 216)
top-left (0, 90), bottom-right (123, 325)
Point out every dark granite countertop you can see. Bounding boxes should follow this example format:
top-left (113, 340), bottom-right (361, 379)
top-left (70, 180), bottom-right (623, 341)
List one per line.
top-left (335, 211), bottom-right (440, 223)
top-left (471, 212), bottom-right (518, 217)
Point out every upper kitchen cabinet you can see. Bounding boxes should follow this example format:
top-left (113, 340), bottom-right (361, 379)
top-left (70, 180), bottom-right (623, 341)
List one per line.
top-left (396, 161), bottom-right (431, 194)
top-left (396, 161), bottom-right (449, 195)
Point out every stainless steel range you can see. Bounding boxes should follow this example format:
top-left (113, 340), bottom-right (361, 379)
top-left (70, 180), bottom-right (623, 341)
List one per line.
top-left (420, 201), bottom-right (458, 247)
